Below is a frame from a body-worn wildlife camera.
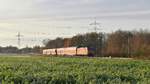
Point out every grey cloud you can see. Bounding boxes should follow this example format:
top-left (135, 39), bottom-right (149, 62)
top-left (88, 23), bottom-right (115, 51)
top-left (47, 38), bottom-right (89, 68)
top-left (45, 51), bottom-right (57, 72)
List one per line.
top-left (35, 0), bottom-right (150, 19)
top-left (0, 0), bottom-right (150, 47)
top-left (0, 0), bottom-right (150, 20)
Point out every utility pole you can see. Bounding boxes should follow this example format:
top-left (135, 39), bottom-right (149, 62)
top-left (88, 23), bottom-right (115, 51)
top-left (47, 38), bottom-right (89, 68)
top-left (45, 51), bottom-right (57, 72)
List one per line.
top-left (90, 17), bottom-right (102, 57)
top-left (90, 17), bottom-right (101, 33)
top-left (127, 32), bottom-right (132, 58)
top-left (16, 32), bottom-right (23, 48)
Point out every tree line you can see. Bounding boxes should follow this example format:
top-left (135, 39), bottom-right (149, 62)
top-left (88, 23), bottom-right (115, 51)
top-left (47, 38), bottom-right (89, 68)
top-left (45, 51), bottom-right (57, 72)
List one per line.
top-left (44, 29), bottom-right (150, 58)
top-left (0, 46), bottom-right (42, 54)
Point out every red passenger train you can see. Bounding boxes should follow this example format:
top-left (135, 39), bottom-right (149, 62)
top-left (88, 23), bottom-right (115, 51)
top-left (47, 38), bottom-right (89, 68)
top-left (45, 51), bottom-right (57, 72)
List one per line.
top-left (43, 47), bottom-right (95, 56)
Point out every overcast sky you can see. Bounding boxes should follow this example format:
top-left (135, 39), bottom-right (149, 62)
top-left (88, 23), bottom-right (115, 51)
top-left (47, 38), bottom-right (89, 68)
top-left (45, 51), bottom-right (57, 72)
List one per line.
top-left (0, 0), bottom-right (150, 47)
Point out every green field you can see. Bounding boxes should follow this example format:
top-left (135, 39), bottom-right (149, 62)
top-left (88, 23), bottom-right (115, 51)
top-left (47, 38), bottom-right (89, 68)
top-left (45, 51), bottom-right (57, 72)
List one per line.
top-left (0, 55), bottom-right (150, 84)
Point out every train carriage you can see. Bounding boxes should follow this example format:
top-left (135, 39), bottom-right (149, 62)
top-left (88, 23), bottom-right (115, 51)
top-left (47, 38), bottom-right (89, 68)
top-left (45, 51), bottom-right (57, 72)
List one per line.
top-left (43, 46), bottom-right (95, 56)
top-left (77, 47), bottom-right (88, 56)
top-left (43, 49), bottom-right (56, 55)
top-left (50, 49), bottom-right (57, 55)
top-left (43, 50), bottom-right (47, 55)
top-left (57, 48), bottom-right (65, 56)
top-left (64, 47), bottom-right (77, 56)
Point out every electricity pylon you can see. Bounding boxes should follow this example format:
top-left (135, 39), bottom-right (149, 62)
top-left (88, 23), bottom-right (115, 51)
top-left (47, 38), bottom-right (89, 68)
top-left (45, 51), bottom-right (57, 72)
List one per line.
top-left (16, 32), bottom-right (23, 48)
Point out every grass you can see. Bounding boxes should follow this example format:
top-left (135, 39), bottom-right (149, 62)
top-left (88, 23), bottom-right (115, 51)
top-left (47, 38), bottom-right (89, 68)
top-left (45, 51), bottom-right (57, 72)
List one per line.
top-left (0, 55), bottom-right (149, 84)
